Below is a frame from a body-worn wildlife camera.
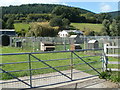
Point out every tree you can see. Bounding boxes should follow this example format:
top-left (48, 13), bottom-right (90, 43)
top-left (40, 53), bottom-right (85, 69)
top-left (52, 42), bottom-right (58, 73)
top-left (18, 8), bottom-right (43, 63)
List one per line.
top-left (61, 18), bottom-right (70, 29)
top-left (118, 21), bottom-right (120, 36)
top-left (50, 16), bottom-right (70, 30)
top-left (50, 16), bottom-right (63, 27)
top-left (6, 18), bottom-right (14, 29)
top-left (95, 13), bottom-right (111, 23)
top-left (110, 19), bottom-right (118, 36)
top-left (27, 23), bottom-right (58, 37)
top-left (101, 19), bottom-right (111, 36)
top-left (52, 6), bottom-right (81, 22)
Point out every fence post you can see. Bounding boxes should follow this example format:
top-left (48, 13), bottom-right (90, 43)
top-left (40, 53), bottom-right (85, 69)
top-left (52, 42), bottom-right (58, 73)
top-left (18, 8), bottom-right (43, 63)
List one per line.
top-left (103, 44), bottom-right (108, 71)
top-left (28, 54), bottom-right (32, 88)
top-left (70, 51), bottom-right (73, 80)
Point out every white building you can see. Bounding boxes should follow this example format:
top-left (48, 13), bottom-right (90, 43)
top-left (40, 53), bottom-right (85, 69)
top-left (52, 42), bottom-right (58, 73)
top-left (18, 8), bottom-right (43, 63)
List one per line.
top-left (58, 30), bottom-right (69, 37)
top-left (58, 30), bottom-right (83, 37)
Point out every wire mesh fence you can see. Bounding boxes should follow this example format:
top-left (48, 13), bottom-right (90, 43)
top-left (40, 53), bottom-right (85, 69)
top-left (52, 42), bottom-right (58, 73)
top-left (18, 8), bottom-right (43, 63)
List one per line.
top-left (10, 36), bottom-right (120, 52)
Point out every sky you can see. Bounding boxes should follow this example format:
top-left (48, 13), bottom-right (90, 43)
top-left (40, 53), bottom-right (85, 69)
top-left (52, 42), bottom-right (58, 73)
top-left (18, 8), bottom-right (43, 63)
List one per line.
top-left (0, 0), bottom-right (119, 13)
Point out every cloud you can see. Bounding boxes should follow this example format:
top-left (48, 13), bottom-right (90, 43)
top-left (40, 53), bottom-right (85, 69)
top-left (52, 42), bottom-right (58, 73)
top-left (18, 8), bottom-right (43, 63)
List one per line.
top-left (100, 3), bottom-right (111, 12)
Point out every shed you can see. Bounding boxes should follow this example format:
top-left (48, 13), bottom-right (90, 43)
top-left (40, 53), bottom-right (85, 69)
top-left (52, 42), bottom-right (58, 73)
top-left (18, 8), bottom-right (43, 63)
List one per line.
top-left (40, 42), bottom-right (55, 51)
top-left (70, 44), bottom-right (82, 50)
top-left (88, 40), bottom-right (99, 49)
top-left (69, 35), bottom-right (84, 44)
top-left (0, 34), bottom-right (10, 46)
top-left (15, 41), bottom-right (22, 47)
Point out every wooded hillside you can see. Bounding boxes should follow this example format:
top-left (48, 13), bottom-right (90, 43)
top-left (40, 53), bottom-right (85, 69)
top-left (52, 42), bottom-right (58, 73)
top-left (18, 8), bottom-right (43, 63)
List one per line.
top-left (2, 4), bottom-right (93, 15)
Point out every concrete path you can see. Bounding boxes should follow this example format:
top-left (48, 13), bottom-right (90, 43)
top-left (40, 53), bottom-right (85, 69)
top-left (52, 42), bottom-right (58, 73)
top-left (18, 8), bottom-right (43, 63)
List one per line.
top-left (1, 69), bottom-right (94, 89)
top-left (1, 69), bottom-right (119, 89)
top-left (56, 78), bottom-right (119, 88)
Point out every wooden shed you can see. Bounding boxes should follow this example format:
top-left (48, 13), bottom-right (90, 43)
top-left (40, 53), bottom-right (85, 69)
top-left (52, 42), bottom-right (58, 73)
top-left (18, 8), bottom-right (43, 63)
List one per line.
top-left (40, 42), bottom-right (55, 51)
top-left (69, 35), bottom-right (84, 44)
top-left (88, 40), bottom-right (99, 49)
top-left (70, 44), bottom-right (82, 50)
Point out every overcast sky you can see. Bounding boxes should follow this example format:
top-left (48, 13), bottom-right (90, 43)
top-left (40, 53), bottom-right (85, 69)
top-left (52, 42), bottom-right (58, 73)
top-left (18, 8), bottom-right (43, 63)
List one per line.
top-left (0, 0), bottom-right (119, 13)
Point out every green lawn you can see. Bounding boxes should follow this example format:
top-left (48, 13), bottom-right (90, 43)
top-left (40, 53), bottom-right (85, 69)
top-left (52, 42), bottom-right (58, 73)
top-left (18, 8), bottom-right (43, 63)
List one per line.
top-left (14, 23), bottom-right (30, 32)
top-left (71, 23), bottom-right (103, 32)
top-left (0, 46), bottom-right (119, 81)
top-left (1, 46), bottom-right (102, 79)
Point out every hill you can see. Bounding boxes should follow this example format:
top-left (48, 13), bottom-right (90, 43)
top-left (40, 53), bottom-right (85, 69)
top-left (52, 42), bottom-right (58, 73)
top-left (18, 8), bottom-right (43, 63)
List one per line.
top-left (2, 4), bottom-right (94, 15)
top-left (107, 11), bottom-right (120, 19)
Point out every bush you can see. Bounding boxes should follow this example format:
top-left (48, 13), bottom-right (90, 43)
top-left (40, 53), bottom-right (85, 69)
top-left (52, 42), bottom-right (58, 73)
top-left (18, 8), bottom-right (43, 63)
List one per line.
top-left (27, 22), bottom-right (59, 37)
top-left (100, 71), bottom-right (120, 83)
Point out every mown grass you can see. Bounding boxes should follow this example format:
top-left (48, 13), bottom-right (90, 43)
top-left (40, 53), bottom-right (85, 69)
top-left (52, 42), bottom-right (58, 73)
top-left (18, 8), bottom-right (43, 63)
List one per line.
top-left (14, 23), bottom-right (30, 32)
top-left (71, 23), bottom-right (103, 32)
top-left (1, 46), bottom-right (102, 80)
top-left (0, 46), bottom-right (119, 81)
top-left (14, 23), bottom-right (103, 33)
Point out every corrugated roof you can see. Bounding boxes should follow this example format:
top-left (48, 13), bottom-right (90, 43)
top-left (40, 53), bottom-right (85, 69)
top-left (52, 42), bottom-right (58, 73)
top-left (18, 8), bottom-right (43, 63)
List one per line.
top-left (88, 40), bottom-right (98, 43)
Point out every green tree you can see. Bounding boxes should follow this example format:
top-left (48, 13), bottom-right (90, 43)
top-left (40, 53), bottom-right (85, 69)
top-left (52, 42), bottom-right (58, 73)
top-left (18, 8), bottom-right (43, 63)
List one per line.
top-left (110, 19), bottom-right (118, 36)
top-left (50, 16), bottom-right (70, 30)
top-left (101, 19), bottom-right (111, 36)
top-left (61, 18), bottom-right (70, 29)
top-left (52, 6), bottom-right (81, 22)
top-left (95, 13), bottom-right (111, 23)
top-left (27, 23), bottom-right (58, 37)
top-left (118, 21), bottom-right (120, 36)
top-left (50, 16), bottom-right (63, 27)
top-left (6, 18), bottom-right (14, 29)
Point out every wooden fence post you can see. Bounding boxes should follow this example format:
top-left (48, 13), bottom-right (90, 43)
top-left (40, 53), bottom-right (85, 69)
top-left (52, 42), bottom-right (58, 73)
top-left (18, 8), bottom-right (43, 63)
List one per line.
top-left (103, 44), bottom-right (108, 71)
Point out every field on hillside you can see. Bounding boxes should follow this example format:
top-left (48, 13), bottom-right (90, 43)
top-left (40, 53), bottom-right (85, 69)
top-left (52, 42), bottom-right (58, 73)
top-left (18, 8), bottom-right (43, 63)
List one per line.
top-left (14, 23), bottom-right (103, 33)
top-left (71, 23), bottom-right (103, 32)
top-left (14, 23), bottom-right (30, 32)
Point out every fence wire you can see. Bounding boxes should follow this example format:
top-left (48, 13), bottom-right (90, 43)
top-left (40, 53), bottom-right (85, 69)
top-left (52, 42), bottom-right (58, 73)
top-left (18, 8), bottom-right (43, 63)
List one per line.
top-left (10, 36), bottom-right (120, 52)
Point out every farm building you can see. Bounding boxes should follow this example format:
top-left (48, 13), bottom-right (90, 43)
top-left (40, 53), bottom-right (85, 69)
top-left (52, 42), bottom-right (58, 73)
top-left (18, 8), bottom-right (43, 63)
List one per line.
top-left (40, 42), bottom-right (55, 51)
top-left (58, 30), bottom-right (69, 37)
top-left (70, 44), bottom-right (82, 50)
top-left (88, 40), bottom-right (99, 49)
top-left (0, 34), bottom-right (10, 46)
top-left (69, 35), bottom-right (84, 44)
top-left (0, 29), bottom-right (16, 36)
top-left (58, 30), bottom-right (83, 37)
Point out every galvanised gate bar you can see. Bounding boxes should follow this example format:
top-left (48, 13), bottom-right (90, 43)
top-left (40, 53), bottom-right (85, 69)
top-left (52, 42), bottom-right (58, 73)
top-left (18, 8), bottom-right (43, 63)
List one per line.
top-left (0, 48), bottom-right (104, 89)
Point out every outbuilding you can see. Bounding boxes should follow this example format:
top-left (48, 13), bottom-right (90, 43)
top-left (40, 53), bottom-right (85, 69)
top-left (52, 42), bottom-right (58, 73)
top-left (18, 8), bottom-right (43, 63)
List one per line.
top-left (88, 40), bottom-right (99, 49)
top-left (0, 34), bottom-right (10, 46)
top-left (40, 42), bottom-right (55, 51)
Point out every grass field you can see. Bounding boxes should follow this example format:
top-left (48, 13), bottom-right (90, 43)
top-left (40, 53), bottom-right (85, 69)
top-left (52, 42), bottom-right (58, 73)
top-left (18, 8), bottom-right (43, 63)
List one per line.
top-left (71, 23), bottom-right (103, 32)
top-left (1, 46), bottom-right (102, 80)
top-left (14, 23), bottom-right (103, 33)
top-left (14, 23), bottom-right (30, 32)
top-left (1, 46), bottom-right (119, 82)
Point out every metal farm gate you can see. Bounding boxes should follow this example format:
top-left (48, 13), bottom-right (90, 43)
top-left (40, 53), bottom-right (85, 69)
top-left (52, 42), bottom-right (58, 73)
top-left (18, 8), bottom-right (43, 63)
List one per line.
top-left (0, 49), bottom-right (105, 89)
